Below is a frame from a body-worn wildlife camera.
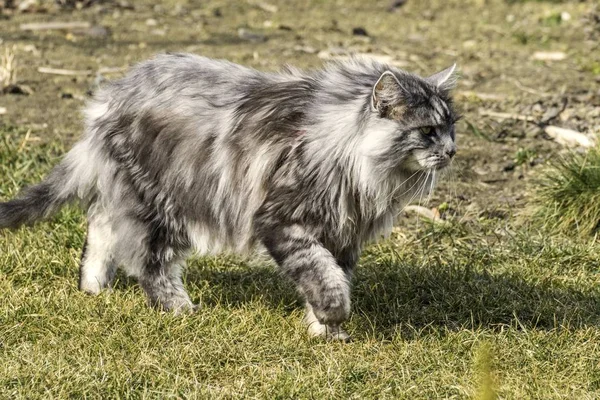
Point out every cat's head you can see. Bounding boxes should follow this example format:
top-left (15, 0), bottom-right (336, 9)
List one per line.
top-left (361, 64), bottom-right (460, 173)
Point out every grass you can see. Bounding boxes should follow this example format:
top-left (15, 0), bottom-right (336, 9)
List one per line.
top-left (1, 0), bottom-right (600, 396)
top-left (2, 127), bottom-right (600, 399)
top-left (0, 44), bottom-right (17, 92)
top-left (530, 146), bottom-right (600, 237)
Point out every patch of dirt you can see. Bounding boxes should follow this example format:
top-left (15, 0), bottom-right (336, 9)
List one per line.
top-left (0, 0), bottom-right (599, 218)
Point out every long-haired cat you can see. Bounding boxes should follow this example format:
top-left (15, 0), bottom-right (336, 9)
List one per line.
top-left (0, 54), bottom-right (458, 340)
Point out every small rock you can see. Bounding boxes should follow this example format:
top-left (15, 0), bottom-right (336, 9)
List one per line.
top-left (472, 166), bottom-right (489, 176)
top-left (532, 51), bottom-right (567, 61)
top-left (238, 28), bottom-right (267, 43)
top-left (462, 40), bottom-right (477, 49)
top-left (145, 18), bottom-right (157, 26)
top-left (531, 102), bottom-right (544, 114)
top-left (294, 45), bottom-right (317, 54)
top-left (0, 106), bottom-right (6, 114)
top-left (3, 84), bottom-right (32, 95)
top-left (117, 1), bottom-right (134, 10)
top-left (407, 34), bottom-right (425, 43)
top-left (545, 125), bottom-right (596, 148)
top-left (352, 27), bottom-right (369, 37)
top-left (503, 162), bottom-right (516, 172)
top-left (529, 158), bottom-right (544, 167)
top-left (17, 0), bottom-right (42, 12)
top-left (22, 44), bottom-right (41, 56)
top-left (387, 0), bottom-right (407, 11)
top-left (85, 25), bottom-right (109, 38)
top-left (541, 105), bottom-right (563, 123)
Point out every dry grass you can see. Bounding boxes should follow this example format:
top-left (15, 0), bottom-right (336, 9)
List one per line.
top-left (0, 44), bottom-right (17, 91)
top-left (1, 0), bottom-right (600, 397)
top-left (530, 146), bottom-right (600, 238)
top-left (2, 125), bottom-right (600, 399)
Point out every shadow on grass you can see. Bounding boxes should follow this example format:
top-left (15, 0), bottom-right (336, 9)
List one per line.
top-left (351, 263), bottom-right (600, 338)
top-left (180, 259), bottom-right (600, 339)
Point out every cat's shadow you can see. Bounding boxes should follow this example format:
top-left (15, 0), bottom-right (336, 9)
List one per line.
top-left (163, 258), bottom-right (600, 339)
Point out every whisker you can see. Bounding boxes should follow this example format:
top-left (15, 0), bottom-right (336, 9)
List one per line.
top-left (396, 171), bottom-right (429, 217)
top-left (427, 169), bottom-right (436, 204)
top-left (415, 170), bottom-right (431, 229)
top-left (386, 169), bottom-right (424, 204)
top-left (418, 170), bottom-right (431, 207)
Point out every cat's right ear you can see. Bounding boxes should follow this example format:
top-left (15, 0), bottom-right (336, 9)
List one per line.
top-left (371, 71), bottom-right (402, 115)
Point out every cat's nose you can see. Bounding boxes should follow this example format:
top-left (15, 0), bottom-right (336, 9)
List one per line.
top-left (445, 147), bottom-right (456, 159)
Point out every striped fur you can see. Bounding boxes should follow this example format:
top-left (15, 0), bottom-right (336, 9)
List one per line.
top-left (0, 54), bottom-right (458, 339)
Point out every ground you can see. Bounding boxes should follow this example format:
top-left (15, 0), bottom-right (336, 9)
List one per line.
top-left (1, 0), bottom-right (600, 398)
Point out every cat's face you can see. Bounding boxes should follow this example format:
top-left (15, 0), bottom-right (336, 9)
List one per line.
top-left (363, 65), bottom-right (459, 174)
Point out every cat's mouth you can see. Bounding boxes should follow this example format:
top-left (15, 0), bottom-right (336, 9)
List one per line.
top-left (416, 156), bottom-right (452, 171)
top-left (410, 151), bottom-right (454, 172)
top-left (433, 159), bottom-right (451, 170)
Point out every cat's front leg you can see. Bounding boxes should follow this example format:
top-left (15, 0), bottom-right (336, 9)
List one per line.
top-left (304, 302), bottom-right (350, 341)
top-left (258, 224), bottom-right (352, 341)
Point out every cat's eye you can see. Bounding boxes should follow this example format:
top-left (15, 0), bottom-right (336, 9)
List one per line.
top-left (420, 127), bottom-right (435, 136)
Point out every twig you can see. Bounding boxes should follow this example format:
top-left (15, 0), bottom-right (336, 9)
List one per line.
top-left (479, 109), bottom-right (537, 123)
top-left (247, 0), bottom-right (278, 13)
top-left (506, 77), bottom-right (551, 97)
top-left (38, 67), bottom-right (92, 76)
top-left (20, 21), bottom-right (91, 31)
top-left (18, 129), bottom-right (31, 153)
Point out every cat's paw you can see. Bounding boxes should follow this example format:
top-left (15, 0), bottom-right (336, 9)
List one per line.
top-left (171, 302), bottom-right (200, 315)
top-left (306, 320), bottom-right (351, 342)
top-left (304, 305), bottom-right (351, 342)
top-left (155, 297), bottom-right (199, 315)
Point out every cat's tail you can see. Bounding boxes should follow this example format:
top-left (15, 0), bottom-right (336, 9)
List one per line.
top-left (0, 140), bottom-right (97, 229)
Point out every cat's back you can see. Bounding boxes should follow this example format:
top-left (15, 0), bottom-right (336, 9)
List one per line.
top-left (100, 53), bottom-right (263, 108)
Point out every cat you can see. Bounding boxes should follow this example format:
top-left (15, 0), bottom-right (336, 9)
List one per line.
top-left (0, 53), bottom-right (458, 340)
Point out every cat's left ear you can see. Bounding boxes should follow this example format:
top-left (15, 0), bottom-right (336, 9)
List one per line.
top-left (427, 63), bottom-right (458, 91)
top-left (371, 71), bottom-right (403, 114)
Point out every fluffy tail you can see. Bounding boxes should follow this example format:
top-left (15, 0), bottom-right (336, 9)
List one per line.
top-left (0, 161), bottom-right (78, 229)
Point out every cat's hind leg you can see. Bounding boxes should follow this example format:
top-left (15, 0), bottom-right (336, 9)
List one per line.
top-left (110, 215), bottom-right (196, 313)
top-left (79, 203), bottom-right (117, 294)
top-left (138, 258), bottom-right (196, 314)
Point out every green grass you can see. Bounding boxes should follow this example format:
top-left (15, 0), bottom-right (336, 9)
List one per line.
top-left (2, 127), bottom-right (600, 399)
top-left (1, 0), bottom-right (599, 395)
top-left (530, 146), bottom-right (600, 237)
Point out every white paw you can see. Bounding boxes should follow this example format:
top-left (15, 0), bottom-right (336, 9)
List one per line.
top-left (79, 277), bottom-right (104, 295)
top-left (304, 305), bottom-right (351, 342)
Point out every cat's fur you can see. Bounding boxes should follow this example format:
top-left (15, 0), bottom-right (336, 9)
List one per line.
top-left (0, 54), bottom-right (458, 340)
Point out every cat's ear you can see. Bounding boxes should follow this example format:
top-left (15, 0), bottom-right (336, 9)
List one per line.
top-left (371, 71), bottom-right (402, 114)
top-left (427, 63), bottom-right (458, 91)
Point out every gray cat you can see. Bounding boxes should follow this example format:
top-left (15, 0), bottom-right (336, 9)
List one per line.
top-left (0, 54), bottom-right (458, 340)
